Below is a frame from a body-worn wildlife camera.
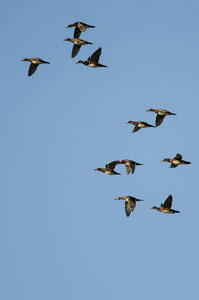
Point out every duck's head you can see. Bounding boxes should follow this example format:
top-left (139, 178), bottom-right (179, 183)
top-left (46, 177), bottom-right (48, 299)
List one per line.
top-left (126, 121), bottom-right (134, 125)
top-left (161, 158), bottom-right (170, 162)
top-left (21, 58), bottom-right (29, 61)
top-left (94, 168), bottom-right (101, 171)
top-left (76, 60), bottom-right (84, 64)
top-left (146, 108), bottom-right (154, 112)
top-left (63, 38), bottom-right (70, 41)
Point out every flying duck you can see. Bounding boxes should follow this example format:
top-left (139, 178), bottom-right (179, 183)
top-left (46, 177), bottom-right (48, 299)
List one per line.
top-left (151, 195), bottom-right (180, 214)
top-left (146, 108), bottom-right (176, 127)
top-left (126, 121), bottom-right (155, 133)
top-left (76, 47), bottom-right (107, 68)
top-left (120, 159), bottom-right (143, 174)
top-left (115, 196), bottom-right (143, 217)
top-left (21, 58), bottom-right (50, 76)
top-left (63, 38), bottom-right (93, 58)
top-left (161, 153), bottom-right (191, 168)
top-left (66, 22), bottom-right (95, 38)
top-left (94, 160), bottom-right (121, 175)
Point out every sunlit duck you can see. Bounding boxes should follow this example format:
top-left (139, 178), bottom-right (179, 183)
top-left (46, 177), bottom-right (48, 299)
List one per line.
top-left (94, 160), bottom-right (121, 175)
top-left (151, 195), bottom-right (180, 214)
top-left (63, 38), bottom-right (93, 58)
top-left (21, 58), bottom-right (50, 76)
top-left (76, 47), bottom-right (107, 68)
top-left (66, 22), bottom-right (95, 38)
top-left (115, 196), bottom-right (143, 217)
top-left (146, 108), bottom-right (176, 127)
top-left (161, 153), bottom-right (191, 168)
top-left (126, 121), bottom-right (155, 133)
top-left (120, 159), bottom-right (143, 174)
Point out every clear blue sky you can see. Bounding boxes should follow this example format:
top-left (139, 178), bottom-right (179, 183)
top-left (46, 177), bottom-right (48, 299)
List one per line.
top-left (1, 0), bottom-right (198, 299)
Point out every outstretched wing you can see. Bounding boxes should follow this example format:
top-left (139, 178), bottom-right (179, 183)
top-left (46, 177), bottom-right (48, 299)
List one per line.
top-left (28, 63), bottom-right (38, 76)
top-left (74, 26), bottom-right (81, 38)
top-left (174, 153), bottom-right (182, 160)
top-left (133, 126), bottom-right (141, 133)
top-left (72, 44), bottom-right (81, 58)
top-left (170, 163), bottom-right (178, 168)
top-left (90, 47), bottom-right (101, 63)
top-left (163, 195), bottom-right (172, 209)
top-left (105, 160), bottom-right (120, 171)
top-left (156, 115), bottom-right (165, 127)
top-left (126, 161), bottom-right (135, 174)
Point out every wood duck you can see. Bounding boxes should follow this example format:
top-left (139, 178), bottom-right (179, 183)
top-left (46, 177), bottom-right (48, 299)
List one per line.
top-left (126, 121), bottom-right (155, 133)
top-left (94, 160), bottom-right (121, 175)
top-left (66, 22), bottom-right (95, 38)
top-left (76, 47), bottom-right (107, 68)
top-left (120, 159), bottom-right (143, 174)
top-left (63, 38), bottom-right (93, 58)
top-left (146, 108), bottom-right (176, 127)
top-left (21, 58), bottom-right (50, 76)
top-left (161, 153), bottom-right (191, 168)
top-left (115, 196), bottom-right (143, 217)
top-left (151, 195), bottom-right (180, 214)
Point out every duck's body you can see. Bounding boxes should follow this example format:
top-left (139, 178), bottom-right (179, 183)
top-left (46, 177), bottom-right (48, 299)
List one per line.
top-left (21, 58), bottom-right (50, 76)
top-left (63, 38), bottom-right (93, 58)
top-left (162, 153), bottom-right (191, 168)
top-left (94, 160), bottom-right (121, 175)
top-left (151, 195), bottom-right (180, 214)
top-left (76, 47), bottom-right (107, 68)
top-left (120, 159), bottom-right (143, 174)
top-left (126, 121), bottom-right (155, 133)
top-left (146, 108), bottom-right (176, 127)
top-left (66, 22), bottom-right (95, 38)
top-left (115, 196), bottom-right (143, 217)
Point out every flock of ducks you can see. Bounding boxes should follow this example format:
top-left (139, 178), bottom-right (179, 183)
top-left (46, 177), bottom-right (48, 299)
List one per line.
top-left (21, 22), bottom-right (106, 76)
top-left (21, 21), bottom-right (191, 218)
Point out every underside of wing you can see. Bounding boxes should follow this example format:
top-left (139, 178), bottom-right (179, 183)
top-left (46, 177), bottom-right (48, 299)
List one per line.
top-left (133, 126), bottom-right (141, 133)
top-left (28, 63), bottom-right (38, 76)
top-left (163, 195), bottom-right (172, 209)
top-left (90, 47), bottom-right (101, 63)
top-left (156, 115), bottom-right (165, 127)
top-left (72, 44), bottom-right (81, 58)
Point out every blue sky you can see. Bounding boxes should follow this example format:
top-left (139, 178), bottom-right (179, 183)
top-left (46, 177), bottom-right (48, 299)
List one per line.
top-left (1, 0), bottom-right (199, 299)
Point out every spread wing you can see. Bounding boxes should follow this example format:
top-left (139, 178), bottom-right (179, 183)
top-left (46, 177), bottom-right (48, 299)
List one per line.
top-left (170, 163), bottom-right (178, 168)
top-left (163, 195), bottom-right (172, 209)
top-left (125, 198), bottom-right (136, 217)
top-left (133, 126), bottom-right (141, 133)
top-left (105, 160), bottom-right (120, 171)
top-left (174, 153), bottom-right (182, 160)
top-left (72, 44), bottom-right (81, 58)
top-left (90, 47), bottom-right (101, 63)
top-left (125, 161), bottom-right (135, 174)
top-left (74, 26), bottom-right (81, 38)
top-left (156, 115), bottom-right (165, 127)
top-left (28, 63), bottom-right (38, 76)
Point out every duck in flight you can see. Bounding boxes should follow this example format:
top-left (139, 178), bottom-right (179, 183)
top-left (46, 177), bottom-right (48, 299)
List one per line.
top-left (120, 159), bottom-right (143, 174)
top-left (151, 195), bottom-right (180, 214)
top-left (76, 47), bottom-right (107, 68)
top-left (66, 21), bottom-right (95, 39)
top-left (126, 121), bottom-right (155, 133)
top-left (21, 58), bottom-right (50, 76)
top-left (94, 160), bottom-right (121, 175)
top-left (115, 196), bottom-right (143, 217)
top-left (161, 153), bottom-right (191, 168)
top-left (146, 108), bottom-right (176, 127)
